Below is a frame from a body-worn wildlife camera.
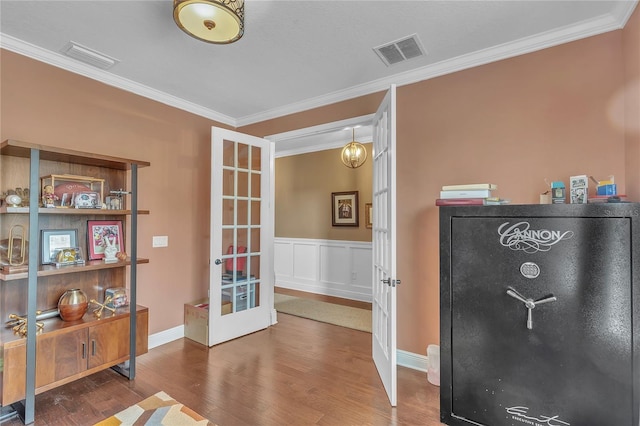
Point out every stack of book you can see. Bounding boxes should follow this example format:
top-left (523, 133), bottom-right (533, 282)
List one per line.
top-left (436, 183), bottom-right (503, 206)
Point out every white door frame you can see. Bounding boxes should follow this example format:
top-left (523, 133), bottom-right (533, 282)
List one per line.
top-left (267, 115), bottom-right (375, 159)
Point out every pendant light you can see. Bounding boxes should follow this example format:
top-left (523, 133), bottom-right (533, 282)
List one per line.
top-left (341, 128), bottom-right (368, 169)
top-left (173, 0), bottom-right (244, 44)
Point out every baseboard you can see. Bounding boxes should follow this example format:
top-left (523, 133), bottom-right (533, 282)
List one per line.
top-left (397, 349), bottom-right (428, 373)
top-left (276, 281), bottom-right (371, 302)
top-left (148, 325), bottom-right (184, 349)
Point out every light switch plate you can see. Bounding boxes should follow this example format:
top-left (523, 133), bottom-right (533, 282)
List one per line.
top-left (152, 236), bottom-right (168, 247)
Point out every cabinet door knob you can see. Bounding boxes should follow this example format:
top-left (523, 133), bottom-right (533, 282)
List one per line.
top-left (82, 342), bottom-right (87, 359)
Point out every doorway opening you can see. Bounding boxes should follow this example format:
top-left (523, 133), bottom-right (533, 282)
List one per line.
top-left (267, 115), bottom-right (374, 331)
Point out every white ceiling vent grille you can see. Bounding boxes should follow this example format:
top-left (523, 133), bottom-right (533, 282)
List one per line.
top-left (374, 34), bottom-right (426, 66)
top-left (61, 41), bottom-right (119, 70)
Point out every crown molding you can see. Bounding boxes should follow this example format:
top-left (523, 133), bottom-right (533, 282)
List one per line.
top-left (0, 33), bottom-right (237, 127)
top-left (2, 1), bottom-right (636, 129)
top-left (236, 4), bottom-right (636, 126)
top-left (612, 0), bottom-right (639, 26)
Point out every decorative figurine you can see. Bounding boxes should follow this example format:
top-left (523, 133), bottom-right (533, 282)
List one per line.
top-left (103, 236), bottom-right (118, 263)
top-left (7, 312), bottom-right (44, 336)
top-left (90, 297), bottom-right (116, 318)
top-left (42, 185), bottom-right (58, 208)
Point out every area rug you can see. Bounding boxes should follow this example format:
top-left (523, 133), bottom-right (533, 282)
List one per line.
top-left (95, 391), bottom-right (214, 426)
top-left (274, 293), bottom-right (372, 333)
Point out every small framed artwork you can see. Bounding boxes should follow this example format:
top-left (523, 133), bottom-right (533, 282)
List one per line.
top-left (332, 191), bottom-right (359, 227)
top-left (87, 220), bottom-right (123, 260)
top-left (41, 229), bottom-right (78, 264)
top-left (365, 203), bottom-right (373, 229)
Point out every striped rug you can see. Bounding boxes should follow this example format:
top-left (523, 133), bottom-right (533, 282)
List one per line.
top-left (95, 391), bottom-right (214, 426)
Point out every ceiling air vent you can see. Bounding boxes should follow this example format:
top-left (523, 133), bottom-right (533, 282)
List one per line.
top-left (61, 41), bottom-right (119, 70)
top-left (374, 34), bottom-right (426, 66)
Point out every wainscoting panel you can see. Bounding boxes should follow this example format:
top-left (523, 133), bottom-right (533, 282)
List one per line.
top-left (275, 237), bottom-right (372, 302)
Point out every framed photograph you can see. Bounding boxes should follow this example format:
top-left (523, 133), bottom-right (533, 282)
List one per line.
top-left (87, 220), bottom-right (123, 260)
top-left (332, 191), bottom-right (359, 227)
top-left (365, 203), bottom-right (373, 229)
top-left (41, 229), bottom-right (78, 265)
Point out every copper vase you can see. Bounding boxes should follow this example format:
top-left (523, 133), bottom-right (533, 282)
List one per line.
top-left (58, 288), bottom-right (88, 321)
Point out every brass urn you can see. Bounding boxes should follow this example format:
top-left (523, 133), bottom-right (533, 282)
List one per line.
top-left (58, 289), bottom-right (88, 321)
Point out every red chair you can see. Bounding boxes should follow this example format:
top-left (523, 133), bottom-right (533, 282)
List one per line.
top-left (225, 245), bottom-right (246, 275)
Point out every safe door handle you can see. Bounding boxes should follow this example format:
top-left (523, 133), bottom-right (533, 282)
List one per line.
top-left (507, 287), bottom-right (557, 330)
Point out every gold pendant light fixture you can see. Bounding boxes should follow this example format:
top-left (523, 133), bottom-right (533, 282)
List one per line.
top-left (341, 128), bottom-right (368, 169)
top-left (173, 0), bottom-right (244, 44)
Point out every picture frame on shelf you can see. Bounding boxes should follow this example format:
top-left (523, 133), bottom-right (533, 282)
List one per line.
top-left (41, 229), bottom-right (78, 265)
top-left (74, 191), bottom-right (101, 209)
top-left (87, 220), bottom-right (123, 260)
top-left (331, 191), bottom-right (359, 227)
top-left (365, 203), bottom-right (373, 229)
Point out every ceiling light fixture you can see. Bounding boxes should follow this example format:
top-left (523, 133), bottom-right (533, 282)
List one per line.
top-left (341, 128), bottom-right (367, 169)
top-left (173, 0), bottom-right (244, 44)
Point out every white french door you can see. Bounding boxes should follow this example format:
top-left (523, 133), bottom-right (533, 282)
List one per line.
top-left (372, 85), bottom-right (398, 406)
top-left (209, 127), bottom-right (274, 346)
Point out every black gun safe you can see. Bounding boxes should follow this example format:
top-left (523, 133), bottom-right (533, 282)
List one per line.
top-left (439, 204), bottom-right (639, 426)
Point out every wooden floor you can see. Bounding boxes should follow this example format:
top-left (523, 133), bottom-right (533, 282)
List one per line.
top-left (1, 314), bottom-right (442, 426)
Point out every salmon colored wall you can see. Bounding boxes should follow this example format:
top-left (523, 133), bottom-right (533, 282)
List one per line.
top-left (1, 15), bottom-right (636, 356)
top-left (624, 7), bottom-right (640, 201)
top-left (275, 145), bottom-right (372, 241)
top-left (241, 31), bottom-right (630, 355)
top-left (0, 50), bottom-right (221, 335)
top-left (397, 30), bottom-right (625, 353)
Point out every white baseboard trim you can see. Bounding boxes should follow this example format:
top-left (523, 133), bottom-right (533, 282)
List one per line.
top-left (276, 281), bottom-right (371, 302)
top-left (397, 349), bottom-right (428, 373)
top-left (148, 325), bottom-right (184, 349)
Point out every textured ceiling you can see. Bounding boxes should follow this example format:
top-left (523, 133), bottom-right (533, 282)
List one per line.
top-left (1, 0), bottom-right (637, 134)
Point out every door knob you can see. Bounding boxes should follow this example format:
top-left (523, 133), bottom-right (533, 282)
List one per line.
top-left (214, 259), bottom-right (222, 265)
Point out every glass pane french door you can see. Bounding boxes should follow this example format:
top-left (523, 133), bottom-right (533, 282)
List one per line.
top-left (209, 127), bottom-right (273, 346)
top-left (372, 85), bottom-right (398, 406)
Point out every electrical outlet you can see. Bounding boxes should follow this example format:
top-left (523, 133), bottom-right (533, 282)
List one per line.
top-left (152, 236), bottom-right (168, 247)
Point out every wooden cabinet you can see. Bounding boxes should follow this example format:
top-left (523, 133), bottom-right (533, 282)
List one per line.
top-left (0, 140), bottom-right (149, 423)
top-left (1, 308), bottom-right (148, 405)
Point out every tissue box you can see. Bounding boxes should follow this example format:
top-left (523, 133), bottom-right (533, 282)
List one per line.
top-left (597, 184), bottom-right (617, 196)
top-left (551, 181), bottom-right (566, 204)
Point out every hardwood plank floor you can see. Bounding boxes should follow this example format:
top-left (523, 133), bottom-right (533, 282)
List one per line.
top-left (2, 314), bottom-right (441, 426)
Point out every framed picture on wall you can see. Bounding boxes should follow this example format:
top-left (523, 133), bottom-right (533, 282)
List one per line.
top-left (332, 191), bottom-right (359, 227)
top-left (365, 203), bottom-right (372, 229)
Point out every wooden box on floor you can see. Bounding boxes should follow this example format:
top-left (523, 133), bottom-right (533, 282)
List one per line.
top-left (184, 298), bottom-right (232, 345)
